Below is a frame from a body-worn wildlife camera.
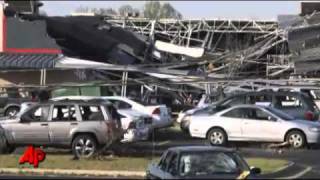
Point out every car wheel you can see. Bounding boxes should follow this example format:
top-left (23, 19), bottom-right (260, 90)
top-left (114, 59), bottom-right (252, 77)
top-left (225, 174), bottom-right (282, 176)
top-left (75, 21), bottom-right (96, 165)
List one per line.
top-left (207, 128), bottom-right (227, 146)
top-left (72, 135), bottom-right (97, 159)
top-left (286, 131), bottom-right (306, 149)
top-left (0, 135), bottom-right (6, 154)
top-left (5, 146), bottom-right (15, 154)
top-left (4, 106), bottom-right (20, 117)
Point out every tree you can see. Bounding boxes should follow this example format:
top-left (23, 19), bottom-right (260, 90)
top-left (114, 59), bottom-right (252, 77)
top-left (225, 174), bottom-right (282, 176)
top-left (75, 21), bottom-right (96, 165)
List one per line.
top-left (143, 1), bottom-right (161, 19)
top-left (92, 8), bottom-right (117, 16)
top-left (160, 3), bottom-right (182, 19)
top-left (143, 1), bottom-right (182, 19)
top-left (74, 6), bottom-right (90, 13)
top-left (118, 4), bottom-right (133, 17)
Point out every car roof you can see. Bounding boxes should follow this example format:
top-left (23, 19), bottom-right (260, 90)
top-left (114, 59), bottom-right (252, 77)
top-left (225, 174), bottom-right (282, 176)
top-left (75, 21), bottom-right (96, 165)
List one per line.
top-left (234, 91), bottom-right (305, 97)
top-left (167, 146), bottom-right (236, 153)
top-left (45, 99), bottom-right (113, 106)
top-left (222, 91), bottom-right (309, 102)
top-left (230, 104), bottom-right (266, 109)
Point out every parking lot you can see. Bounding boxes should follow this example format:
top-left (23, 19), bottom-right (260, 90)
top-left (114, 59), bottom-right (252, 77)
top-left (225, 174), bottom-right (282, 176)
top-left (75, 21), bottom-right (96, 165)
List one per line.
top-left (2, 0), bottom-right (320, 179)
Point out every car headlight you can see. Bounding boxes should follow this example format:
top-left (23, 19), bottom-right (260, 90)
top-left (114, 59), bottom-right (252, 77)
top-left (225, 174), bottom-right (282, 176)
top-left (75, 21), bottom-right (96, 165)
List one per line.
top-left (309, 127), bottom-right (320, 132)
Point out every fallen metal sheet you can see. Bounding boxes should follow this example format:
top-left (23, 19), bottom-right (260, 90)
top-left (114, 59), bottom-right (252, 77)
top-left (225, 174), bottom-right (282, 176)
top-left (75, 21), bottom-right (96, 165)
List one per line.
top-left (154, 40), bottom-right (204, 58)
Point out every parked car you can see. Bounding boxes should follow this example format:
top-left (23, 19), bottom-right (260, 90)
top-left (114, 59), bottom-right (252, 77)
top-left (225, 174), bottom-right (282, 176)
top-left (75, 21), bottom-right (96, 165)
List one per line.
top-left (189, 104), bottom-right (320, 148)
top-left (0, 99), bottom-right (123, 158)
top-left (52, 96), bottom-right (173, 130)
top-left (0, 90), bottom-right (33, 117)
top-left (178, 91), bottom-right (320, 133)
top-left (104, 96), bottom-right (173, 130)
top-left (51, 96), bottom-right (153, 142)
top-left (258, 86), bottom-right (320, 109)
top-left (146, 146), bottom-right (261, 179)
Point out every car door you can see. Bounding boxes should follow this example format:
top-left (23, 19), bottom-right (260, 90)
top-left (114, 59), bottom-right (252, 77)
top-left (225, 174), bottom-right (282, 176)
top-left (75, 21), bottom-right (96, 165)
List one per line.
top-left (258, 112), bottom-right (283, 142)
top-left (219, 108), bottom-right (247, 140)
top-left (241, 107), bottom-right (281, 141)
top-left (48, 104), bottom-right (79, 145)
top-left (9, 104), bottom-right (50, 145)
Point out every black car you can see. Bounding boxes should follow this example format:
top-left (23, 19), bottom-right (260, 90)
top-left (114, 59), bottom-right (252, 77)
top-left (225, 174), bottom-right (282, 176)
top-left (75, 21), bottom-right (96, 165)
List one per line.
top-left (146, 146), bottom-right (261, 179)
top-left (0, 89), bottom-right (33, 117)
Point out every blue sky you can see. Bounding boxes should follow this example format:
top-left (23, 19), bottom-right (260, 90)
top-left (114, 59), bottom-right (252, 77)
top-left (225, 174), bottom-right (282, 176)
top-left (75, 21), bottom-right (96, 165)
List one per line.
top-left (42, 1), bottom-right (301, 20)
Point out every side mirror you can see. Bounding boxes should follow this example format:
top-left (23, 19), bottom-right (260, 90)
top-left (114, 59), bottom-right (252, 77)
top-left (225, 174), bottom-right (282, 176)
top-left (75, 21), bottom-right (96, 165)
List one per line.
top-left (250, 167), bottom-right (261, 175)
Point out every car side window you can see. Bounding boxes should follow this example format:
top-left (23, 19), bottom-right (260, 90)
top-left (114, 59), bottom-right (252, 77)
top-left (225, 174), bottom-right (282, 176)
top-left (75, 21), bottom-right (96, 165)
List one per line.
top-left (79, 105), bottom-right (104, 121)
top-left (244, 108), bottom-right (271, 121)
top-left (24, 105), bottom-right (50, 122)
top-left (52, 105), bottom-right (77, 121)
top-left (248, 95), bottom-right (272, 106)
top-left (222, 108), bottom-right (246, 118)
top-left (274, 95), bottom-right (304, 109)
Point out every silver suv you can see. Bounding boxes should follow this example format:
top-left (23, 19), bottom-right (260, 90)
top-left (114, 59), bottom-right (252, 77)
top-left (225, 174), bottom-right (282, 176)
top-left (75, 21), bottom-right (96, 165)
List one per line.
top-left (0, 100), bottom-right (123, 158)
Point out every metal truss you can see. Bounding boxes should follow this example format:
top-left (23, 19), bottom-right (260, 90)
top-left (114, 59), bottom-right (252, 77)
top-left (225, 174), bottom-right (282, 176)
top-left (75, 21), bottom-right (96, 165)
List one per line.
top-left (106, 18), bottom-right (278, 49)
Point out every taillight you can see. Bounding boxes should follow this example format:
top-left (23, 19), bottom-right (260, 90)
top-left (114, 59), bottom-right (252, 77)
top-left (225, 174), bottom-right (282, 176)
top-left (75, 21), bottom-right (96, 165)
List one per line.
top-left (305, 111), bottom-right (314, 121)
top-left (152, 108), bottom-right (161, 115)
top-left (128, 121), bottom-right (136, 129)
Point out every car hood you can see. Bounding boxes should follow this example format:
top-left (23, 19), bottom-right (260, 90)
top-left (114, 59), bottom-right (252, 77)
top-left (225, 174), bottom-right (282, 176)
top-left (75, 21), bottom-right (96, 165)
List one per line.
top-left (117, 109), bottom-right (149, 118)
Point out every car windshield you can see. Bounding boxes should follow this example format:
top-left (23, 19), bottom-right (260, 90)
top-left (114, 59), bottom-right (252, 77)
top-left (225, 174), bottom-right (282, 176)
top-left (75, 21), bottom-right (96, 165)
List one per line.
top-left (179, 151), bottom-right (249, 177)
top-left (265, 107), bottom-right (294, 121)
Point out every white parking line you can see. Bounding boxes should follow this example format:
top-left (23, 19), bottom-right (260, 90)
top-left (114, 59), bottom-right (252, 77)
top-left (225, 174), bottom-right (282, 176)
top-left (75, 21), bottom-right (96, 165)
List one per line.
top-left (157, 141), bottom-right (170, 146)
top-left (280, 166), bottom-right (312, 179)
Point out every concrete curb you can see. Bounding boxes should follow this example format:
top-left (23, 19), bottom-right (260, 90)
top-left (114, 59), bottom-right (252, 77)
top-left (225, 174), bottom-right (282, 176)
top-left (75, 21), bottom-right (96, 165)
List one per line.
top-left (0, 168), bottom-right (146, 177)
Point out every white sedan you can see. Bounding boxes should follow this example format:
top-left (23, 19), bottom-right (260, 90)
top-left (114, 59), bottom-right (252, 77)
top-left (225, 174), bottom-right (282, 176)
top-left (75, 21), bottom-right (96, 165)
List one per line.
top-left (100, 96), bottom-right (172, 130)
top-left (189, 104), bottom-right (320, 149)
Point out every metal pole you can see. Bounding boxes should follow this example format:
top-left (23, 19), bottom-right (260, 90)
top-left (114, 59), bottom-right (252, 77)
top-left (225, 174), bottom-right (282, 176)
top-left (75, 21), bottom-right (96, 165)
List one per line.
top-left (124, 71), bottom-right (128, 97)
top-left (43, 69), bottom-right (47, 86)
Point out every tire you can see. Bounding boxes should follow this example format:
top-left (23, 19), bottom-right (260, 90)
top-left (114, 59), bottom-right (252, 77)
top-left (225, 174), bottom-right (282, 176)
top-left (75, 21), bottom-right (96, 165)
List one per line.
top-left (0, 135), bottom-right (6, 154)
top-left (286, 130), bottom-right (306, 149)
top-left (4, 106), bottom-right (20, 117)
top-left (207, 128), bottom-right (227, 146)
top-left (72, 134), bottom-right (97, 159)
top-left (0, 136), bottom-right (15, 154)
